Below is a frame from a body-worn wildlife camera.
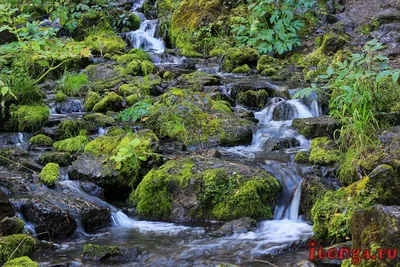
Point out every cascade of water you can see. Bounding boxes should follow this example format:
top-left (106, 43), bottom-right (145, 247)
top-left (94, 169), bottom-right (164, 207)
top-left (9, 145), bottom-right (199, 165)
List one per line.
top-left (125, 2), bottom-right (165, 52)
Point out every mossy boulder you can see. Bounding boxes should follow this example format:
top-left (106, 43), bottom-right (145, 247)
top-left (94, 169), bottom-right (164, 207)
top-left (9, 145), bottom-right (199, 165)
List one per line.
top-left (106, 127), bottom-right (126, 136)
top-left (83, 244), bottom-right (144, 262)
top-left (10, 105), bottom-right (49, 132)
top-left (84, 91), bottom-right (101, 111)
top-left (53, 135), bottom-right (89, 153)
top-left (55, 91), bottom-right (67, 102)
top-left (376, 76), bottom-right (400, 113)
top-left (232, 64), bottom-right (251, 74)
top-left (55, 120), bottom-right (92, 139)
top-left (0, 234), bottom-right (36, 263)
top-left (309, 137), bottom-right (341, 165)
top-left (123, 59), bottom-right (143, 76)
top-left (236, 90), bottom-right (268, 109)
top-left (93, 92), bottom-right (124, 112)
top-left (294, 151), bottom-right (310, 164)
top-left (129, 155), bottom-right (281, 222)
top-left (178, 71), bottom-right (221, 91)
top-left (163, 71), bottom-right (176, 80)
top-left (83, 113), bottom-right (116, 127)
top-left (146, 89), bottom-right (253, 147)
top-left (113, 49), bottom-right (151, 63)
top-left (84, 63), bottom-right (126, 92)
top-left (29, 134), bottom-right (53, 146)
top-left (222, 47), bottom-right (258, 73)
top-left (141, 60), bottom-right (156, 75)
top-left (39, 152), bottom-right (71, 166)
top-left (3, 256), bottom-right (39, 267)
top-left (366, 164), bottom-right (400, 206)
top-left (40, 163), bottom-right (60, 187)
top-left (292, 116), bottom-right (341, 139)
top-left (85, 31), bottom-right (125, 55)
top-left (311, 177), bottom-right (374, 242)
top-left (257, 55), bottom-right (281, 76)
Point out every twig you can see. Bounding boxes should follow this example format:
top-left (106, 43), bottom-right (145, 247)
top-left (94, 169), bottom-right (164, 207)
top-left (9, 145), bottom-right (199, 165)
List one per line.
top-left (252, 259), bottom-right (279, 267)
top-left (7, 235), bottom-right (27, 261)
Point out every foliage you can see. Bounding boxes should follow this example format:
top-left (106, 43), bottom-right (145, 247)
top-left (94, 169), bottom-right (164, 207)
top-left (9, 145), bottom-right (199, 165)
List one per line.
top-left (10, 105), bottom-right (49, 132)
top-left (117, 100), bottom-right (152, 123)
top-left (53, 134), bottom-right (89, 153)
top-left (294, 40), bottom-right (400, 151)
top-left (57, 72), bottom-right (88, 96)
top-left (232, 0), bottom-right (316, 54)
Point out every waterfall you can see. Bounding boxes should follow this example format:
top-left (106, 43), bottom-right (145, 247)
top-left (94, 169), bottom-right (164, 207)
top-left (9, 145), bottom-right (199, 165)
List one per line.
top-left (125, 2), bottom-right (165, 52)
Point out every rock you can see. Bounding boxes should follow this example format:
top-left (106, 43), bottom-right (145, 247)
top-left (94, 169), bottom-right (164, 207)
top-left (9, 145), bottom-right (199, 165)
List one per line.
top-left (3, 256), bottom-right (39, 267)
top-left (272, 101), bottom-right (298, 121)
top-left (0, 216), bottom-right (25, 235)
top-left (263, 137), bottom-right (300, 152)
top-left (366, 164), bottom-right (400, 205)
top-left (83, 244), bottom-right (144, 262)
top-left (294, 151), bottom-right (310, 164)
top-left (236, 90), bottom-right (268, 109)
top-left (300, 174), bottom-right (336, 220)
top-left (205, 149), bottom-right (222, 158)
top-left (293, 260), bottom-right (316, 267)
top-left (211, 217), bottom-right (257, 237)
top-left (0, 189), bottom-right (15, 221)
top-left (84, 63), bottom-right (127, 92)
top-left (129, 155), bottom-right (281, 222)
top-left (178, 71), bottom-right (221, 90)
top-left (351, 205), bottom-right (400, 253)
top-left (54, 98), bottom-right (84, 114)
top-left (0, 234), bottom-right (36, 263)
top-left (0, 30), bottom-right (17, 45)
top-left (309, 137), bottom-right (340, 165)
top-left (292, 116), bottom-right (340, 139)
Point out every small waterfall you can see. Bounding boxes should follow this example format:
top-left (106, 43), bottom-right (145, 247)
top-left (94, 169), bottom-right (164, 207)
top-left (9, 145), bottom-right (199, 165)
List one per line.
top-left (126, 2), bottom-right (165, 52)
top-left (97, 127), bottom-right (107, 136)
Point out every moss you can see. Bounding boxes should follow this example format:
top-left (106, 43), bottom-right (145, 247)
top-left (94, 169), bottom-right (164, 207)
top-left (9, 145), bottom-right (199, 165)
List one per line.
top-left (55, 91), bottom-right (67, 102)
top-left (129, 13), bottom-right (141, 31)
top-left (123, 60), bottom-right (143, 76)
top-left (83, 113), bottom-right (116, 127)
top-left (84, 91), bottom-right (101, 112)
top-left (29, 134), bottom-right (53, 146)
top-left (11, 105), bottom-right (49, 132)
top-left (0, 234), bottom-right (36, 263)
top-left (93, 92), bottom-right (123, 112)
top-left (311, 177), bottom-right (375, 242)
top-left (141, 60), bottom-right (156, 75)
top-left (127, 48), bottom-right (152, 61)
top-left (294, 151), bottom-right (310, 163)
top-left (125, 94), bottom-right (140, 105)
top-left (106, 127), bottom-right (126, 136)
top-left (130, 156), bottom-right (280, 221)
top-left (257, 55), bottom-right (281, 76)
top-left (83, 244), bottom-right (120, 260)
top-left (53, 135), bottom-right (89, 153)
top-left (232, 64), bottom-right (251, 74)
top-left (209, 48), bottom-right (225, 57)
top-left (40, 163), bottom-right (60, 187)
top-left (179, 71), bottom-right (220, 90)
top-left (3, 256), bottom-right (39, 267)
top-left (85, 31), bottom-right (125, 55)
top-left (222, 47), bottom-right (258, 72)
top-left (40, 152), bottom-right (71, 166)
top-left (58, 72), bottom-right (88, 96)
top-left (236, 90), bottom-right (268, 109)
top-left (56, 120), bottom-right (90, 139)
top-left (376, 76), bottom-right (400, 113)
top-left (162, 71), bottom-right (176, 80)
top-left (309, 137), bottom-right (341, 165)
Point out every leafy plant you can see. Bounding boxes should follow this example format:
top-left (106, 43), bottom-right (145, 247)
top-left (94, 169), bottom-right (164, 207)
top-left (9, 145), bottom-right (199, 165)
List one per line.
top-left (58, 72), bottom-right (88, 96)
top-left (117, 100), bottom-right (152, 123)
top-left (294, 39), bottom-right (400, 151)
top-left (232, 0), bottom-right (316, 55)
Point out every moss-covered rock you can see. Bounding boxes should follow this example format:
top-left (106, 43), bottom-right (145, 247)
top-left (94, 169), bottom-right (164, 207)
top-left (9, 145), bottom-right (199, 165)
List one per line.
top-left (141, 60), bottom-right (156, 75)
top-left (236, 90), bottom-right (268, 109)
top-left (130, 155), bottom-right (281, 221)
top-left (123, 59), bottom-right (143, 76)
top-left (292, 116), bottom-right (341, 139)
top-left (294, 151), bottom-right (310, 164)
top-left (3, 256), bottom-right (39, 267)
top-left (83, 244), bottom-right (143, 262)
top-left (93, 92), bottom-right (124, 112)
top-left (106, 127), bottom-right (126, 136)
top-left (29, 134), bottom-right (54, 146)
top-left (55, 120), bottom-right (92, 139)
top-left (0, 234), bottom-right (36, 263)
top-left (83, 113), bottom-right (116, 127)
top-left (162, 71), bottom-right (176, 80)
top-left (222, 47), bottom-right (258, 73)
top-left (40, 163), bottom-right (60, 187)
top-left (178, 71), bottom-right (221, 91)
top-left (0, 216), bottom-right (25, 236)
top-left (53, 135), bottom-right (89, 153)
top-left (85, 31), bottom-right (125, 55)
top-left (232, 64), bottom-right (251, 74)
top-left (10, 105), bottom-right (49, 132)
top-left (257, 55), bottom-right (281, 76)
top-left (84, 91), bottom-right (101, 112)
top-left (366, 164), bottom-right (400, 206)
top-left (84, 63), bottom-right (126, 92)
top-left (55, 91), bottom-right (67, 102)
top-left (39, 152), bottom-right (71, 166)
top-left (309, 137), bottom-right (341, 165)
top-left (113, 49), bottom-right (151, 63)
top-left (146, 89), bottom-right (253, 147)
top-left (376, 76), bottom-right (400, 113)
top-left (311, 178), bottom-right (374, 242)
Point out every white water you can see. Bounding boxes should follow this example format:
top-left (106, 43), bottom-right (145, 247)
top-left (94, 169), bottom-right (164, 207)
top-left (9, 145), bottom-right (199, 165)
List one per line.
top-left (126, 2), bottom-right (165, 52)
top-left (60, 180), bottom-right (199, 235)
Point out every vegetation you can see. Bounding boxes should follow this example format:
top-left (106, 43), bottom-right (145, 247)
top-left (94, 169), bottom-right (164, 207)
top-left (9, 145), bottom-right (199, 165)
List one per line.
top-left (57, 72), bottom-right (88, 96)
top-left (40, 163), bottom-right (60, 187)
top-left (0, 234), bottom-right (36, 263)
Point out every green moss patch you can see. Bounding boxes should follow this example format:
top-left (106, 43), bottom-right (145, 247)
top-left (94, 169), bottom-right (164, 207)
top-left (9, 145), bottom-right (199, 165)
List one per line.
top-left (53, 135), bottom-right (89, 153)
top-left (10, 105), bottom-right (49, 132)
top-left (309, 137), bottom-right (341, 165)
top-left (40, 163), bottom-right (60, 187)
top-left (29, 134), bottom-right (53, 146)
top-left (3, 256), bottom-right (39, 267)
top-left (0, 234), bottom-right (36, 263)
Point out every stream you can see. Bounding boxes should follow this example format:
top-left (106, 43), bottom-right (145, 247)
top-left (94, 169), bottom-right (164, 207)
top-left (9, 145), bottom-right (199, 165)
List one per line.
top-left (0, 1), bottom-right (323, 266)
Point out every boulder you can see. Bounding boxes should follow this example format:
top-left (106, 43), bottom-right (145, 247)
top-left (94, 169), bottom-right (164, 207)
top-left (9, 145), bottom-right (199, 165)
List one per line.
top-left (293, 260), bottom-right (316, 267)
top-left (211, 217), bottom-right (257, 237)
top-left (263, 137), bottom-right (300, 152)
top-left (292, 116), bottom-right (341, 139)
top-left (236, 90), bottom-right (268, 109)
top-left (0, 216), bottom-right (25, 235)
top-left (83, 244), bottom-right (144, 262)
top-left (0, 234), bottom-right (36, 263)
top-left (309, 137), bottom-right (340, 165)
top-left (366, 164), bottom-right (400, 205)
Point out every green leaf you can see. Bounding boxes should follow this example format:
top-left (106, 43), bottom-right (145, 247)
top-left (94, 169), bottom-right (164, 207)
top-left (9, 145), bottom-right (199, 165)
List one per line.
top-left (37, 60), bottom-right (49, 67)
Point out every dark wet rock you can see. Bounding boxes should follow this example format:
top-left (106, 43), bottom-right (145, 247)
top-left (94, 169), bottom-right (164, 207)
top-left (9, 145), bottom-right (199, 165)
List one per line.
top-left (178, 71), bottom-right (221, 90)
top-left (0, 189), bottom-right (15, 221)
top-left (272, 101), bottom-right (297, 121)
top-left (0, 30), bottom-right (16, 45)
top-left (83, 244), bottom-right (144, 262)
top-left (211, 217), bottom-right (257, 237)
top-left (351, 205), bottom-right (400, 252)
top-left (366, 164), bottom-right (400, 206)
top-left (219, 121), bottom-right (254, 147)
top-left (54, 98), bottom-right (84, 114)
top-left (0, 216), bottom-right (25, 235)
top-left (293, 260), bottom-right (316, 267)
top-left (313, 242), bottom-right (352, 266)
top-left (236, 90), bottom-right (268, 109)
top-left (39, 152), bottom-right (72, 166)
top-left (263, 137), bottom-right (300, 152)
top-left (205, 149), bottom-right (222, 158)
top-left (292, 116), bottom-right (341, 139)
top-left (69, 154), bottom-right (118, 187)
top-left (84, 63), bottom-right (128, 92)
top-left (300, 174), bottom-right (336, 220)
